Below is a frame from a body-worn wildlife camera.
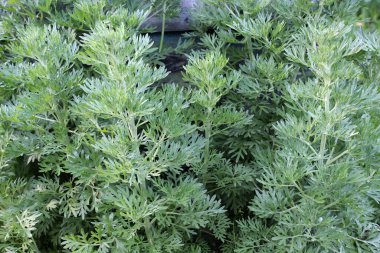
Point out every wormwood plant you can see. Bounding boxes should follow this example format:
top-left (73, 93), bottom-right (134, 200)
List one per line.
top-left (194, 0), bottom-right (380, 252)
top-left (0, 1), bottom-right (228, 252)
top-left (0, 0), bottom-right (380, 252)
top-left (183, 50), bottom-right (257, 213)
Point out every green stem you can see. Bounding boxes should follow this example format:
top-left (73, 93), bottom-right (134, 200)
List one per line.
top-left (151, 131), bottom-right (166, 160)
top-left (159, 2), bottom-right (166, 53)
top-left (316, 0), bottom-right (325, 18)
top-left (243, 11), bottom-right (254, 60)
top-left (128, 115), bottom-right (154, 248)
top-left (203, 108), bottom-right (212, 176)
top-left (144, 208), bottom-right (154, 247)
top-left (128, 115), bottom-right (138, 143)
top-left (204, 123), bottom-right (211, 163)
top-left (326, 150), bottom-right (349, 166)
top-left (246, 36), bottom-right (254, 60)
top-left (138, 178), bottom-right (154, 248)
top-left (319, 83), bottom-right (331, 167)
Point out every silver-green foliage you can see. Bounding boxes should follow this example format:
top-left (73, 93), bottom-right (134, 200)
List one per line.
top-left (195, 0), bottom-right (380, 252)
top-left (0, 0), bottom-right (380, 252)
top-left (0, 2), bottom-right (230, 252)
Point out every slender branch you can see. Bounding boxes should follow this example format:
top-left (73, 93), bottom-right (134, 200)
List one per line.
top-left (159, 1), bottom-right (167, 53)
top-left (326, 150), bottom-right (349, 165)
top-left (318, 86), bottom-right (331, 167)
top-left (203, 107), bottom-right (213, 176)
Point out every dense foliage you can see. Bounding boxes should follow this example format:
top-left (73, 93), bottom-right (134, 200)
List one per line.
top-left (0, 0), bottom-right (379, 252)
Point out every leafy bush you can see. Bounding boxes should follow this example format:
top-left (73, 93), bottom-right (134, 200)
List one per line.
top-left (0, 0), bottom-right (379, 252)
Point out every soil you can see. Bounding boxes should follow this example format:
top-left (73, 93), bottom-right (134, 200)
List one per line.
top-left (160, 53), bottom-right (190, 85)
